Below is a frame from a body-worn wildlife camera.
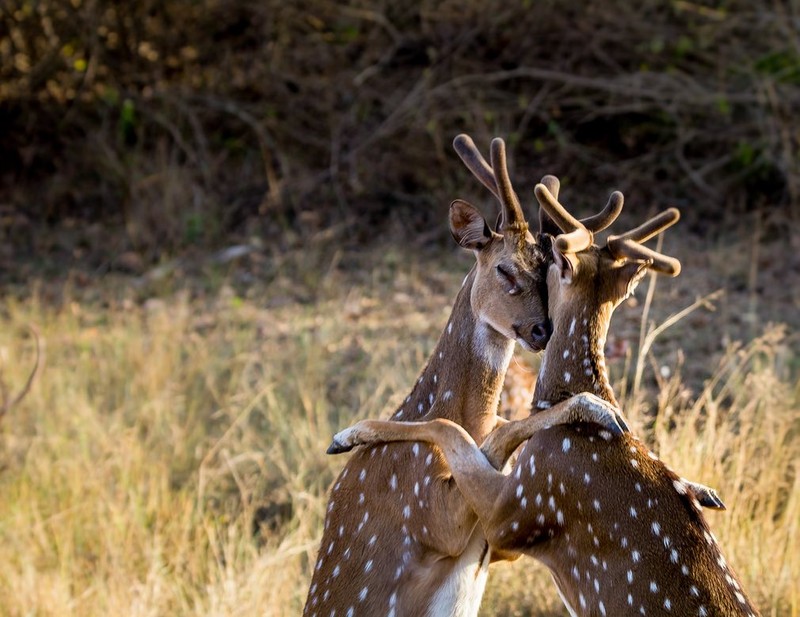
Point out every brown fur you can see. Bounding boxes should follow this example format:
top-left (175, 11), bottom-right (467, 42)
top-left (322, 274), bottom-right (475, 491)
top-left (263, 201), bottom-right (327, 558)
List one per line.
top-left (328, 222), bottom-right (760, 615)
top-left (303, 164), bottom-right (553, 615)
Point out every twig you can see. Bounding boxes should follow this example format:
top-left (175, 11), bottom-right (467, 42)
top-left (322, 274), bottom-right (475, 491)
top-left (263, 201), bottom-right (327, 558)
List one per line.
top-left (0, 325), bottom-right (42, 425)
top-left (633, 288), bottom-right (725, 403)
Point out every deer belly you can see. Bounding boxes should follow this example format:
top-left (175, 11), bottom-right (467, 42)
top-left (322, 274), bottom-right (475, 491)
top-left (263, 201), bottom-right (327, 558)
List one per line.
top-left (426, 532), bottom-right (491, 617)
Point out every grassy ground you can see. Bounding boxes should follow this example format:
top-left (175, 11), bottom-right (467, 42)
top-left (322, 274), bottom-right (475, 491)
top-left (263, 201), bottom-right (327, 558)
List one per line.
top-left (0, 242), bottom-right (797, 616)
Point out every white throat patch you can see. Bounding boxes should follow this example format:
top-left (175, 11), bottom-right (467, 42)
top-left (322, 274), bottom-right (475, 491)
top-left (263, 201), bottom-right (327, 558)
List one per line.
top-left (473, 321), bottom-right (514, 373)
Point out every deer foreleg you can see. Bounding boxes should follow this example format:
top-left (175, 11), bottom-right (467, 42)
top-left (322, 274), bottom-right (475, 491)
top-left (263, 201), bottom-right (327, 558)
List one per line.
top-left (328, 418), bottom-right (510, 547)
top-left (480, 392), bottom-right (626, 469)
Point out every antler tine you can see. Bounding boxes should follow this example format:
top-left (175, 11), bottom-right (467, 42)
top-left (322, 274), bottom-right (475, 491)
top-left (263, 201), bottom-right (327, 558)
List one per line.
top-left (537, 175), bottom-right (560, 235)
top-left (533, 183), bottom-right (592, 253)
top-left (607, 208), bottom-right (682, 276)
top-left (539, 175), bottom-right (560, 199)
top-left (453, 134), bottom-right (500, 199)
top-left (533, 183), bottom-right (580, 232)
top-left (490, 138), bottom-right (527, 232)
top-left (609, 207), bottom-right (680, 244)
top-left (581, 191), bottom-right (624, 233)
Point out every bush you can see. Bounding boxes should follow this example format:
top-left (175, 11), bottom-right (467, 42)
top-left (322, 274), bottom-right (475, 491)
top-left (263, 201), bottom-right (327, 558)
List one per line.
top-left (1, 0), bottom-right (798, 261)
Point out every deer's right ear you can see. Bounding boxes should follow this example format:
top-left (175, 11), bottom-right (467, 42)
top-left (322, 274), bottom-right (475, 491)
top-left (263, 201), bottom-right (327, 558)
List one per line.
top-left (450, 199), bottom-right (496, 251)
top-left (552, 245), bottom-right (579, 284)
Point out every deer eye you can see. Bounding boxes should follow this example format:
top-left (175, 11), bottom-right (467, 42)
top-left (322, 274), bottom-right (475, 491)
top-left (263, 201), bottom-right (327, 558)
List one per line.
top-left (496, 265), bottom-right (522, 295)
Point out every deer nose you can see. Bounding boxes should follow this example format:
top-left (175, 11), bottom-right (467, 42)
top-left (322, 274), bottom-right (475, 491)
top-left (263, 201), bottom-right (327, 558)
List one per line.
top-left (530, 320), bottom-right (552, 349)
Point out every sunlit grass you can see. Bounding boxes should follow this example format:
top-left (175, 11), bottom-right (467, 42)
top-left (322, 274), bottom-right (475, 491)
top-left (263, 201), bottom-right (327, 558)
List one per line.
top-left (0, 249), bottom-right (797, 616)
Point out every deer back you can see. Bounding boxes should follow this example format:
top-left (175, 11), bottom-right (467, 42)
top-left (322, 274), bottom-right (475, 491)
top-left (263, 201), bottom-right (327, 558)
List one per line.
top-left (487, 424), bottom-right (758, 616)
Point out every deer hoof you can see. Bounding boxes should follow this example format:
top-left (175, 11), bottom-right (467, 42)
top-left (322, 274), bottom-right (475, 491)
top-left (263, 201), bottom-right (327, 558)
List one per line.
top-left (327, 426), bottom-right (362, 455)
top-left (326, 439), bottom-right (354, 455)
top-left (574, 392), bottom-right (626, 437)
top-left (690, 483), bottom-right (727, 510)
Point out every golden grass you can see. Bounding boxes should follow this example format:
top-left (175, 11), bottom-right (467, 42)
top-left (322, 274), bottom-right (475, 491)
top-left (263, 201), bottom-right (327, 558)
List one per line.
top-left (0, 252), bottom-right (797, 616)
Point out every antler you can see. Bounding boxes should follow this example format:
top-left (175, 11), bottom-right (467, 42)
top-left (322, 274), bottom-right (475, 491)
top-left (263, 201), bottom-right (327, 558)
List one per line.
top-left (607, 208), bottom-right (682, 275)
top-left (453, 134), bottom-right (527, 236)
top-left (489, 138), bottom-right (527, 234)
top-left (581, 191), bottom-right (624, 233)
top-left (533, 183), bottom-right (595, 254)
top-left (534, 183), bottom-right (678, 275)
top-left (453, 134), bottom-right (498, 199)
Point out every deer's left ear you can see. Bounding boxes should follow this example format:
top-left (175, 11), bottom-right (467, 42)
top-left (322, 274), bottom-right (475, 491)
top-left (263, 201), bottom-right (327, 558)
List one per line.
top-left (552, 245), bottom-right (579, 284)
top-left (616, 261), bottom-right (651, 300)
top-left (450, 199), bottom-right (498, 252)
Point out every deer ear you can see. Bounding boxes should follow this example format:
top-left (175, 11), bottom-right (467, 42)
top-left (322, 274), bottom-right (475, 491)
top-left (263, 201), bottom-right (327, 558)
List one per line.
top-left (494, 211), bottom-right (504, 233)
top-left (450, 199), bottom-right (496, 251)
top-left (552, 245), bottom-right (579, 284)
top-left (616, 261), bottom-right (651, 300)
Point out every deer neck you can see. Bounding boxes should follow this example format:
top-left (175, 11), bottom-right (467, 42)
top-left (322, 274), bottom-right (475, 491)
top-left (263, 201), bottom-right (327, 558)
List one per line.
top-left (393, 268), bottom-right (514, 443)
top-left (533, 299), bottom-right (618, 409)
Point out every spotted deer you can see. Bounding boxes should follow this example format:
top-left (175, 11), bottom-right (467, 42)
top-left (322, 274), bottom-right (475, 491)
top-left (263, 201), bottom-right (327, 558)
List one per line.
top-left (303, 138), bottom-right (626, 617)
top-left (330, 182), bottom-right (758, 616)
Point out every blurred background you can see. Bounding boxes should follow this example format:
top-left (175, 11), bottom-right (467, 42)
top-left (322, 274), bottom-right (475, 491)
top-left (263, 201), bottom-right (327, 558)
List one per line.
top-left (0, 1), bottom-right (798, 615)
top-left (2, 0), bottom-right (800, 271)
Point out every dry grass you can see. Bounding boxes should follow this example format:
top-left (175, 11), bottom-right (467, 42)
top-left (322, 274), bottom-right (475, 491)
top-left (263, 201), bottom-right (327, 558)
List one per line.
top-left (0, 247), bottom-right (797, 616)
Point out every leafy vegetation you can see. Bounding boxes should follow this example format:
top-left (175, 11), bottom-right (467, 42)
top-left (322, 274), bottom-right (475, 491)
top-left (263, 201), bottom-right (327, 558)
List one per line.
top-left (1, 0), bottom-right (798, 270)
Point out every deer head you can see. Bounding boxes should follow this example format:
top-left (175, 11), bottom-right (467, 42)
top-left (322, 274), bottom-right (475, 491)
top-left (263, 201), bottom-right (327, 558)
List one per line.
top-left (532, 181), bottom-right (681, 406)
top-left (450, 135), bottom-right (553, 352)
top-left (536, 179), bottom-right (679, 305)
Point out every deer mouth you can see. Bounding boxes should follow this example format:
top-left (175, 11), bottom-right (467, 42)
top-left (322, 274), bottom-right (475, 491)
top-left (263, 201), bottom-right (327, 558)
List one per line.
top-left (518, 338), bottom-right (544, 353)
top-left (515, 320), bottom-right (552, 352)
